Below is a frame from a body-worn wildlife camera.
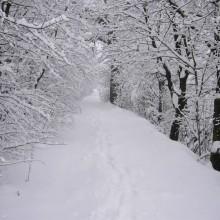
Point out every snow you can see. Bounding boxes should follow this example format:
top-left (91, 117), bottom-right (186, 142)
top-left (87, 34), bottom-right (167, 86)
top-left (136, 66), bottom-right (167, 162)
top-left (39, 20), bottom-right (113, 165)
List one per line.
top-left (1, 90), bottom-right (220, 220)
top-left (6, 15), bottom-right (69, 30)
top-left (212, 141), bottom-right (220, 153)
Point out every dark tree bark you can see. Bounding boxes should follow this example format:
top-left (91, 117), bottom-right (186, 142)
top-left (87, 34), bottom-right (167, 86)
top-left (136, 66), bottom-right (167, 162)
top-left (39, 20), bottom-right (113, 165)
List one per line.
top-left (211, 96), bottom-right (220, 171)
top-left (166, 2), bottom-right (190, 141)
top-left (1, 1), bottom-right (11, 17)
top-left (169, 70), bottom-right (189, 141)
top-left (211, 0), bottom-right (220, 171)
top-left (210, 149), bottom-right (220, 171)
top-left (158, 77), bottom-right (165, 114)
top-left (211, 65), bottom-right (220, 171)
top-left (213, 98), bottom-right (220, 142)
top-left (109, 65), bottom-right (119, 104)
top-left (163, 60), bottom-right (189, 141)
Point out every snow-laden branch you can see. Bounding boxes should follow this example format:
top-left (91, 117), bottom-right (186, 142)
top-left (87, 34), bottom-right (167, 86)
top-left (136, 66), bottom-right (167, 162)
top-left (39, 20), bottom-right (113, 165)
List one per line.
top-left (4, 15), bottom-right (69, 29)
top-left (154, 35), bottom-right (195, 70)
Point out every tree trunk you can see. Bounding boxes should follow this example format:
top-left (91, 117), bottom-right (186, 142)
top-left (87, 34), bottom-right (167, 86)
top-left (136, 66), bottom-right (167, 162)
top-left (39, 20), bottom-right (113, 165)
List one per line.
top-left (213, 98), bottom-right (220, 142)
top-left (169, 71), bottom-right (188, 141)
top-left (212, 67), bottom-right (220, 143)
top-left (170, 117), bottom-right (180, 141)
top-left (157, 75), bottom-right (165, 122)
top-left (211, 0), bottom-right (220, 171)
top-left (109, 65), bottom-right (119, 104)
top-left (211, 98), bottom-right (220, 171)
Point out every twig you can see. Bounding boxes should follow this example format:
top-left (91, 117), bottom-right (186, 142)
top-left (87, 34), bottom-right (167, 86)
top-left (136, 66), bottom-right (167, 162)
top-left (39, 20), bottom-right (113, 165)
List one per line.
top-left (3, 141), bottom-right (66, 150)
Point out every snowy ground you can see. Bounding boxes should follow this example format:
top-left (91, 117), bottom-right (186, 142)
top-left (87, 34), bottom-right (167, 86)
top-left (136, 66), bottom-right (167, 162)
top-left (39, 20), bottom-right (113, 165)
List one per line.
top-left (1, 91), bottom-right (220, 220)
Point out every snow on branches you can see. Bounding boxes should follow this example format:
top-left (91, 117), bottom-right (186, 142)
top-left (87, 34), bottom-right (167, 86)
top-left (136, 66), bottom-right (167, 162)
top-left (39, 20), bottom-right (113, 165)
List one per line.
top-left (0, 0), bottom-right (94, 167)
top-left (92, 0), bottom-right (220, 156)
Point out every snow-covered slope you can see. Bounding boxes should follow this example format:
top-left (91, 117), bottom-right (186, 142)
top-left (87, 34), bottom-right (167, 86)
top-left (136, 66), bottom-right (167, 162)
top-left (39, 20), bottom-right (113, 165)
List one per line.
top-left (1, 91), bottom-right (220, 220)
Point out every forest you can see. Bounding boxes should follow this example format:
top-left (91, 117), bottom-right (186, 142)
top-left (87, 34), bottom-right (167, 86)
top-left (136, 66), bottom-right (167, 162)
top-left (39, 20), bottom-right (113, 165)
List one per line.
top-left (1, 0), bottom-right (220, 170)
top-left (1, 1), bottom-right (220, 219)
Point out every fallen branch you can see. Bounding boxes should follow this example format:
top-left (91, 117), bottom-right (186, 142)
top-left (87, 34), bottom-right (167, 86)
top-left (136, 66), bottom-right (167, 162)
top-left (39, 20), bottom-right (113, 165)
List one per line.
top-left (0, 159), bottom-right (45, 166)
top-left (3, 141), bottom-right (67, 150)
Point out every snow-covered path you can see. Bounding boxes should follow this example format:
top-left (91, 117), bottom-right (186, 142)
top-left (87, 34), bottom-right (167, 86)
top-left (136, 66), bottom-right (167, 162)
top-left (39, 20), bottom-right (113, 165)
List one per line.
top-left (1, 91), bottom-right (220, 220)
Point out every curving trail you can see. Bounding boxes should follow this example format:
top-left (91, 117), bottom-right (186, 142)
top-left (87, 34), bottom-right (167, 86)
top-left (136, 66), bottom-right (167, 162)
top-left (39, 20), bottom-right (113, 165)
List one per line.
top-left (1, 90), bottom-right (220, 220)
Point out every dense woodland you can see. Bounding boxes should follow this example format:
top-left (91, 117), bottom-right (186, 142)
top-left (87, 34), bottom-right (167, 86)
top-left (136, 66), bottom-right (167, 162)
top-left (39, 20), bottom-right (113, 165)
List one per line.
top-left (0, 0), bottom-right (220, 170)
top-left (0, 0), bottom-right (94, 167)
